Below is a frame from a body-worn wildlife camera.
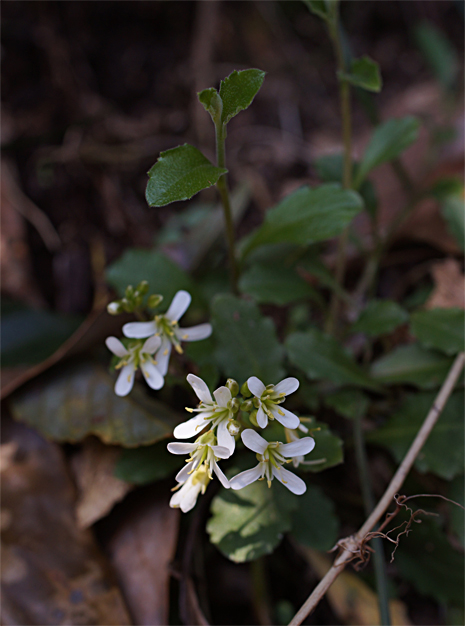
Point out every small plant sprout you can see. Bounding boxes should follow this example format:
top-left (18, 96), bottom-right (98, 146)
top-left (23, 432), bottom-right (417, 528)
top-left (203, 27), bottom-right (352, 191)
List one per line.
top-left (105, 335), bottom-right (163, 396)
top-left (173, 374), bottom-right (241, 453)
top-left (230, 429), bottom-right (315, 495)
top-left (247, 376), bottom-right (301, 429)
top-left (122, 290), bottom-right (212, 375)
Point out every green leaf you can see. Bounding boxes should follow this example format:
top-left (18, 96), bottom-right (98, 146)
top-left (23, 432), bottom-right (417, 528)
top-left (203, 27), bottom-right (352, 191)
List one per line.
top-left (304, 0), bottom-right (337, 21)
top-left (286, 328), bottom-right (380, 391)
top-left (145, 144), bottom-right (227, 207)
top-left (241, 185), bottom-right (363, 258)
top-left (239, 261), bottom-right (319, 306)
top-left (367, 391), bottom-right (464, 480)
top-left (219, 69), bottom-right (266, 125)
top-left (411, 308), bottom-right (464, 356)
top-left (324, 389), bottom-right (369, 420)
top-left (301, 419), bottom-right (344, 472)
top-left (414, 22), bottom-right (459, 91)
top-left (448, 474), bottom-right (464, 547)
top-left (9, 360), bottom-right (180, 447)
top-left (106, 249), bottom-right (196, 304)
top-left (395, 517), bottom-right (464, 605)
top-left (114, 440), bottom-right (184, 484)
top-left (212, 295), bottom-right (284, 383)
top-left (207, 477), bottom-right (298, 562)
top-left (339, 56), bottom-right (382, 92)
top-left (371, 343), bottom-right (454, 389)
top-left (441, 191), bottom-right (465, 252)
top-left (351, 299), bottom-right (409, 337)
top-left (290, 485), bottom-right (339, 550)
top-left (355, 117), bottom-right (420, 188)
top-left (198, 87), bottom-right (223, 123)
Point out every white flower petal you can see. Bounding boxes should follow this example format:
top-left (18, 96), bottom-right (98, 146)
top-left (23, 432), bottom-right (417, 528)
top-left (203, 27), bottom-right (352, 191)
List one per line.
top-left (170, 479), bottom-right (201, 512)
top-left (187, 374), bottom-right (213, 404)
top-left (279, 437), bottom-right (315, 458)
top-left (241, 429), bottom-right (268, 454)
top-left (212, 461), bottom-right (230, 489)
top-left (105, 336), bottom-right (128, 357)
top-left (175, 463), bottom-right (193, 483)
top-left (247, 376), bottom-right (266, 398)
top-left (270, 406), bottom-right (300, 430)
top-left (122, 320), bottom-right (158, 338)
top-left (177, 324), bottom-right (212, 342)
top-left (211, 445), bottom-right (232, 459)
top-left (272, 466), bottom-right (307, 495)
top-left (167, 442), bottom-right (198, 455)
top-left (274, 377), bottom-right (299, 396)
top-left (166, 290), bottom-right (191, 322)
top-left (114, 363), bottom-right (135, 396)
top-left (173, 414), bottom-right (211, 439)
top-left (213, 386), bottom-right (231, 408)
top-left (217, 419), bottom-right (235, 453)
top-left (156, 337), bottom-right (172, 376)
top-left (256, 405), bottom-right (268, 429)
top-left (230, 464), bottom-right (263, 490)
top-left (140, 360), bottom-right (164, 390)
top-left (141, 334), bottom-right (162, 354)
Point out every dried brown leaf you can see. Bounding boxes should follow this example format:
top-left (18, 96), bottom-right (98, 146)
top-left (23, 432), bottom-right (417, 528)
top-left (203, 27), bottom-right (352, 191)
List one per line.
top-left (426, 258), bottom-right (465, 310)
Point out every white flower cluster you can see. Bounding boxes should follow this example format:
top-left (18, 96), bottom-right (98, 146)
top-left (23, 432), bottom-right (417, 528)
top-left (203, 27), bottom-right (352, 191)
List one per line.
top-left (168, 373), bottom-right (316, 513)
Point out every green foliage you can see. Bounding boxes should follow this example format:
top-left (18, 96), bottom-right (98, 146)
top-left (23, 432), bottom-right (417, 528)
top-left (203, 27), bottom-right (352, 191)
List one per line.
top-left (371, 343), bottom-right (455, 389)
top-left (351, 299), bottom-right (409, 337)
top-left (324, 389), bottom-right (369, 420)
top-left (207, 476), bottom-right (298, 562)
top-left (239, 261), bottom-right (319, 306)
top-left (441, 189), bottom-right (465, 252)
top-left (145, 144), bottom-right (227, 207)
top-left (414, 22), bottom-right (459, 91)
top-left (286, 328), bottom-right (380, 391)
top-left (368, 391), bottom-right (464, 480)
top-left (290, 485), bottom-right (339, 549)
top-left (198, 87), bottom-right (223, 123)
top-left (304, 0), bottom-right (338, 22)
top-left (114, 440), bottom-right (184, 484)
top-left (339, 56), bottom-right (382, 92)
top-left (301, 419), bottom-right (344, 472)
top-left (9, 360), bottom-right (180, 447)
top-left (219, 69), bottom-right (266, 125)
top-left (410, 308), bottom-right (464, 356)
top-left (354, 116), bottom-right (420, 188)
top-left (241, 184), bottom-right (363, 258)
top-left (212, 295), bottom-right (284, 383)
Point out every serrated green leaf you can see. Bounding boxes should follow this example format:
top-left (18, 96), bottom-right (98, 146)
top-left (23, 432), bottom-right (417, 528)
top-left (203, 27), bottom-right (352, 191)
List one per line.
top-left (9, 360), bottom-right (180, 447)
top-left (114, 440), bottom-right (184, 484)
top-left (324, 389), bottom-right (369, 420)
top-left (351, 299), bottom-right (409, 337)
top-left (367, 391), bottom-right (463, 480)
top-left (286, 329), bottom-right (380, 391)
top-left (395, 517), bottom-right (464, 605)
top-left (339, 56), bottom-right (382, 92)
top-left (301, 419), bottom-right (344, 472)
top-left (207, 477), bottom-right (298, 562)
top-left (415, 22), bottom-right (459, 91)
top-left (212, 295), bottom-right (284, 383)
top-left (355, 117), bottom-right (420, 188)
top-left (239, 262), bottom-right (319, 306)
top-left (145, 144), bottom-right (227, 207)
top-left (411, 308), bottom-right (464, 356)
top-left (241, 185), bottom-right (363, 258)
top-left (290, 485), bottom-right (339, 549)
top-left (448, 474), bottom-right (464, 547)
top-left (371, 343), bottom-right (454, 389)
top-left (219, 69), bottom-right (266, 125)
top-left (198, 87), bottom-right (222, 123)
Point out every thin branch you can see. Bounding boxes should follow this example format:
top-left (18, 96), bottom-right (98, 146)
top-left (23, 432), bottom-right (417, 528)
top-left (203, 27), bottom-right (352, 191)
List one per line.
top-left (288, 351), bottom-right (465, 626)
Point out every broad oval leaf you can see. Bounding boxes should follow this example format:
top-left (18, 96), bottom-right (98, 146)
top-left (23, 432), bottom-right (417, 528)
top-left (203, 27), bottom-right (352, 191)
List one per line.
top-left (339, 56), bottom-right (382, 93)
top-left (212, 294), bottom-right (284, 383)
top-left (290, 485), bottom-right (339, 550)
top-left (9, 360), bottom-right (181, 447)
top-left (219, 69), bottom-right (266, 125)
top-left (286, 328), bottom-right (380, 391)
top-left (324, 389), bottom-right (369, 420)
top-left (355, 117), bottom-right (420, 188)
top-left (410, 308), bottom-right (464, 356)
top-left (351, 299), bottom-right (409, 337)
top-left (239, 262), bottom-right (319, 306)
top-left (207, 476), bottom-right (298, 562)
top-left (145, 144), bottom-right (227, 207)
top-left (241, 185), bottom-right (363, 258)
top-left (371, 343), bottom-right (454, 388)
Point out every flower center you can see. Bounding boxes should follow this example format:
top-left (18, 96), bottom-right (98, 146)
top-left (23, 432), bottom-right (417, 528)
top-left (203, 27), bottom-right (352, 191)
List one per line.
top-left (155, 315), bottom-right (182, 353)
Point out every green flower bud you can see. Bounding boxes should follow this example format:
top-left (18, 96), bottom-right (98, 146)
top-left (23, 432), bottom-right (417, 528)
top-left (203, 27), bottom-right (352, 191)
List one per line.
top-left (227, 419), bottom-right (241, 436)
top-left (249, 410), bottom-right (258, 427)
top-left (125, 285), bottom-right (135, 299)
top-left (134, 295), bottom-right (143, 308)
top-left (241, 381), bottom-right (252, 398)
top-left (107, 301), bottom-right (122, 315)
top-left (135, 280), bottom-right (149, 296)
top-left (121, 298), bottom-right (133, 313)
top-left (240, 399), bottom-right (253, 412)
top-left (230, 397), bottom-right (241, 413)
top-left (226, 378), bottom-right (239, 397)
top-left (252, 397), bottom-right (260, 409)
top-left (147, 294), bottom-right (164, 309)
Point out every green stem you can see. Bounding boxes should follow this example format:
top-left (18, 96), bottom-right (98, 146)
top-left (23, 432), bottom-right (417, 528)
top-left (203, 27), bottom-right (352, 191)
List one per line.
top-left (215, 120), bottom-right (239, 294)
top-left (250, 558), bottom-right (273, 625)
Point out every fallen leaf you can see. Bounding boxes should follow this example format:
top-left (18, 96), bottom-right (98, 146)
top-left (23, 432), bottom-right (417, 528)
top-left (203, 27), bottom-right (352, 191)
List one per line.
top-left (71, 438), bottom-right (132, 529)
top-left (426, 258), bottom-right (465, 310)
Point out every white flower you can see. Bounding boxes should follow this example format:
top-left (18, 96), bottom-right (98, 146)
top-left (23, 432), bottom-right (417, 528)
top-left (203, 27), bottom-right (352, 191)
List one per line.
top-left (167, 431), bottom-right (231, 489)
top-left (229, 429), bottom-right (315, 495)
top-left (105, 335), bottom-right (163, 396)
top-left (173, 374), bottom-right (237, 453)
top-left (122, 290), bottom-right (212, 375)
top-left (169, 464), bottom-right (211, 513)
top-left (247, 376), bottom-right (300, 430)
top-left (285, 426), bottom-right (327, 469)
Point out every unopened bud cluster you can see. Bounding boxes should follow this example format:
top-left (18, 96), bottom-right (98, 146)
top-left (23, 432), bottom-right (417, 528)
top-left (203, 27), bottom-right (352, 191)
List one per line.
top-left (107, 281), bottom-right (163, 316)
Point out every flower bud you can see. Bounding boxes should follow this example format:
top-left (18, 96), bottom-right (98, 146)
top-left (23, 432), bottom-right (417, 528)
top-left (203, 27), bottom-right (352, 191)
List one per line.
top-left (107, 301), bottom-right (121, 315)
top-left (136, 280), bottom-right (149, 296)
top-left (249, 410), bottom-right (258, 427)
top-left (121, 298), bottom-right (133, 312)
top-left (240, 381), bottom-right (252, 398)
top-left (134, 295), bottom-right (143, 308)
top-left (252, 397), bottom-right (260, 409)
top-left (226, 378), bottom-right (239, 397)
top-left (147, 294), bottom-right (164, 309)
top-left (227, 419), bottom-right (241, 436)
top-left (240, 399), bottom-right (253, 412)
top-left (230, 397), bottom-right (241, 413)
top-left (125, 285), bottom-right (135, 299)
